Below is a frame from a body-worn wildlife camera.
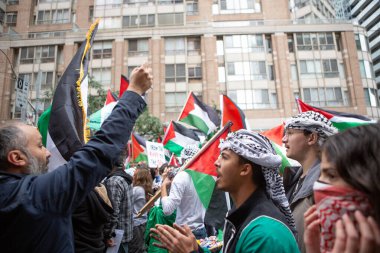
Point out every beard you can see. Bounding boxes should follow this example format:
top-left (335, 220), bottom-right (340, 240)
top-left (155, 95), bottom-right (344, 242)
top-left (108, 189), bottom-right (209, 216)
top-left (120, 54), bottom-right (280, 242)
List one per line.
top-left (24, 150), bottom-right (49, 175)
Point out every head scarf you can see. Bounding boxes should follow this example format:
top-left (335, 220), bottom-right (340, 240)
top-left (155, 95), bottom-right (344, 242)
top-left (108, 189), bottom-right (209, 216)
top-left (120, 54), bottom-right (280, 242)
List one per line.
top-left (285, 111), bottom-right (337, 145)
top-left (313, 181), bottom-right (372, 253)
top-left (219, 129), bottom-right (296, 233)
top-left (180, 144), bottom-right (200, 161)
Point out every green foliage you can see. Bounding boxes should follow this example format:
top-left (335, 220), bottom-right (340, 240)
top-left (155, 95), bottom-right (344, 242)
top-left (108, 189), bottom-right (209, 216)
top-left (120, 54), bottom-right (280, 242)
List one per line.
top-left (135, 109), bottom-right (164, 141)
top-left (88, 76), bottom-right (107, 114)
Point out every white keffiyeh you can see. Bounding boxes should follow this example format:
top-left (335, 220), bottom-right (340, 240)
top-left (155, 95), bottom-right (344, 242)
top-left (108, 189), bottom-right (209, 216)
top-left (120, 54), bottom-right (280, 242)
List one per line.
top-left (219, 129), bottom-right (296, 233)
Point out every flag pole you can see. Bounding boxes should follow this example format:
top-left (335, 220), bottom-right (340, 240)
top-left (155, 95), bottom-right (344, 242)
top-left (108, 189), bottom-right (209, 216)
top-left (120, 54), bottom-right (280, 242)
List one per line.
top-left (136, 121), bottom-right (233, 217)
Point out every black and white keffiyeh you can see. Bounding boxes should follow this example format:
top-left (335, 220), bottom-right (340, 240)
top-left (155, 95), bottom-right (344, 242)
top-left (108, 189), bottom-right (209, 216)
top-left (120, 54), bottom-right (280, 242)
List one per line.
top-left (219, 129), bottom-right (296, 233)
top-left (285, 111), bottom-right (337, 145)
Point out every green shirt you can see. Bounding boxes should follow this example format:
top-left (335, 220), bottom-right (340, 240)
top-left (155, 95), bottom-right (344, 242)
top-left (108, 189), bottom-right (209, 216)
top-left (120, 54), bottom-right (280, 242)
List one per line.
top-left (235, 215), bottom-right (299, 253)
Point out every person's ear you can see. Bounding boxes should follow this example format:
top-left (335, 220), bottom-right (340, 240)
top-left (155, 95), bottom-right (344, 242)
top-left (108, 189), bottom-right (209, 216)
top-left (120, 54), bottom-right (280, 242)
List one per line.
top-left (307, 132), bottom-right (319, 145)
top-left (240, 163), bottom-right (252, 177)
top-left (7, 150), bottom-right (28, 167)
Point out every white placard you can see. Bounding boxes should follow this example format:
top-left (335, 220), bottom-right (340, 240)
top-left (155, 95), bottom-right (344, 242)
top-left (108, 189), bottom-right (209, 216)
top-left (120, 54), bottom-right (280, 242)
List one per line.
top-left (146, 141), bottom-right (166, 168)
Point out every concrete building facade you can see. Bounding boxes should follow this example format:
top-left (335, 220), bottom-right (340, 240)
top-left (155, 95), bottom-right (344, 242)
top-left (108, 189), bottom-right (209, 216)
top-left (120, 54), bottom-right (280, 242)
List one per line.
top-left (0, 0), bottom-right (379, 129)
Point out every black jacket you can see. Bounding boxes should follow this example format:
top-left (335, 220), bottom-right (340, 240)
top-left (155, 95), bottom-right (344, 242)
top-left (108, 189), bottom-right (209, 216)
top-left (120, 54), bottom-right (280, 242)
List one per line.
top-left (223, 188), bottom-right (292, 253)
top-left (0, 91), bottom-right (146, 253)
top-left (72, 186), bottom-right (114, 253)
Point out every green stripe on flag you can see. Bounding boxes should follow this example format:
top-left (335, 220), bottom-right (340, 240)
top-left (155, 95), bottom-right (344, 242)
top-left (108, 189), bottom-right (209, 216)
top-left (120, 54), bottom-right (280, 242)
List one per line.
top-left (185, 170), bottom-right (215, 209)
top-left (135, 153), bottom-right (148, 163)
top-left (181, 114), bottom-right (209, 135)
top-left (37, 105), bottom-right (51, 147)
top-left (332, 121), bottom-right (372, 131)
top-left (164, 140), bottom-right (184, 156)
top-left (272, 143), bottom-right (290, 175)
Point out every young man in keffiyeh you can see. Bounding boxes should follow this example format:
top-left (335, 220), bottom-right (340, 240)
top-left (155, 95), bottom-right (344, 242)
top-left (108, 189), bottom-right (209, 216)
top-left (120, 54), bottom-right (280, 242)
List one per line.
top-left (151, 130), bottom-right (299, 253)
top-left (282, 111), bottom-right (337, 252)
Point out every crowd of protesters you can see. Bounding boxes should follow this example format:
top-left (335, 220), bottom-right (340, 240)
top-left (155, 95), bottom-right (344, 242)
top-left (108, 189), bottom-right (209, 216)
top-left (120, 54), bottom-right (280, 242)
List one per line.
top-left (0, 63), bottom-right (379, 253)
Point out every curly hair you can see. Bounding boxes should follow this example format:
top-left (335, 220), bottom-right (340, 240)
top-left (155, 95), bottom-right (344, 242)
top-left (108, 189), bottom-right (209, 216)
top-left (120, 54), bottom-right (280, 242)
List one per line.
top-left (322, 123), bottom-right (380, 225)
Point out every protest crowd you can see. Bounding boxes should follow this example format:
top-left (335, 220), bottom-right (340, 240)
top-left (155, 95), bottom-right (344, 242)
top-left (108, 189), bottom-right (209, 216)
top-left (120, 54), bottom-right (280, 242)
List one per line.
top-left (1, 21), bottom-right (380, 253)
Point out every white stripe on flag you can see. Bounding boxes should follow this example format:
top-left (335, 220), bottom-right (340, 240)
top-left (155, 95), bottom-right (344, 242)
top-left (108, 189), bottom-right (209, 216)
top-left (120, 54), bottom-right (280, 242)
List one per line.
top-left (190, 103), bottom-right (217, 134)
top-left (171, 131), bottom-right (200, 148)
top-left (331, 115), bottom-right (376, 124)
top-left (46, 132), bottom-right (67, 172)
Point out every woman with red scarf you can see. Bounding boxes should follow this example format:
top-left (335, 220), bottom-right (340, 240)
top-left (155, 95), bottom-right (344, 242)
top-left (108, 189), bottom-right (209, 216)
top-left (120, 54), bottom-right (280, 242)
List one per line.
top-left (304, 123), bottom-right (380, 253)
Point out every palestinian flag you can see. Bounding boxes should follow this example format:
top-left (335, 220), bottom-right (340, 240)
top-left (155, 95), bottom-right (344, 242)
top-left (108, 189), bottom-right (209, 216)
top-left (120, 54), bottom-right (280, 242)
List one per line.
top-left (220, 94), bottom-right (250, 131)
top-left (105, 89), bottom-right (118, 105)
top-left (296, 98), bottom-right (375, 131)
top-left (178, 92), bottom-right (220, 136)
top-left (183, 122), bottom-right (231, 209)
top-left (168, 154), bottom-right (179, 167)
top-left (261, 124), bottom-right (299, 174)
top-left (37, 105), bottom-right (51, 147)
top-left (119, 75), bottom-right (129, 98)
top-left (40, 20), bottom-right (99, 171)
top-left (180, 122), bottom-right (231, 229)
top-left (162, 121), bottom-right (200, 156)
top-left (131, 132), bottom-right (148, 162)
top-left (87, 101), bottom-right (117, 131)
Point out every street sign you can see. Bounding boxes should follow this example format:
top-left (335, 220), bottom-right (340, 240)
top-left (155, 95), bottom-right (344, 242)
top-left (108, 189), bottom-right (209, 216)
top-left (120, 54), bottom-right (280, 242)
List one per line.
top-left (15, 77), bottom-right (30, 110)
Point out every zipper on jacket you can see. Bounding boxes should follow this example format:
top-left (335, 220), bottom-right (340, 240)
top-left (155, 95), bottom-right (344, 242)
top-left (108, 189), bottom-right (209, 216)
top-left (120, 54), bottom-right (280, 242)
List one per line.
top-left (223, 219), bottom-right (236, 253)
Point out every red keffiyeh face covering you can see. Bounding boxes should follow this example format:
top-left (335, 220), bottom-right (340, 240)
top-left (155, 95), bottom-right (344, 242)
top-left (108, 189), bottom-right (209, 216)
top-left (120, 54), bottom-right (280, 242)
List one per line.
top-left (313, 181), bottom-right (372, 253)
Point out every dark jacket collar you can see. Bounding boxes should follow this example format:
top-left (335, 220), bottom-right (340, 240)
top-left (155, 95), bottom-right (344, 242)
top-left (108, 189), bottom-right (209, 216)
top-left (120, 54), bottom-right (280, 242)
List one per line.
top-left (0, 171), bottom-right (25, 180)
top-left (226, 188), bottom-right (268, 231)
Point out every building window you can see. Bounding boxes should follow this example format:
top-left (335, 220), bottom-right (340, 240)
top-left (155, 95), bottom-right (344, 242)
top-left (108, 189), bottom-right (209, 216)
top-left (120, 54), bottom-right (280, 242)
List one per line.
top-left (355, 34), bottom-right (368, 52)
top-left (228, 89), bottom-right (276, 109)
top-left (166, 92), bottom-right (187, 112)
top-left (100, 17), bottom-right (121, 29)
top-left (92, 41), bottom-right (112, 59)
top-left (91, 67), bottom-right (112, 87)
top-left (299, 60), bottom-right (322, 78)
top-left (225, 35), bottom-right (264, 53)
top-left (227, 61), bottom-right (266, 80)
top-left (165, 37), bottom-right (185, 55)
top-left (296, 33), bottom-right (335, 51)
top-left (7, 0), bottom-right (19, 5)
top-left (303, 87), bottom-right (345, 107)
top-left (187, 37), bottom-right (200, 55)
top-left (288, 34), bottom-right (294, 53)
top-left (89, 6), bottom-right (94, 22)
top-left (6, 12), bottom-right (17, 26)
top-left (318, 33), bottom-right (334, 50)
top-left (265, 35), bottom-right (272, 53)
top-left (220, 0), bottom-right (261, 14)
top-left (188, 65), bottom-right (202, 80)
top-left (364, 88), bottom-right (379, 107)
top-left (123, 14), bottom-right (155, 28)
top-left (322, 59), bottom-right (339, 78)
top-left (359, 60), bottom-right (373, 79)
top-left (165, 64), bottom-right (186, 82)
top-left (128, 39), bottom-right (149, 56)
top-left (158, 0), bottom-right (183, 4)
top-left (157, 13), bottom-right (183, 26)
top-left (20, 46), bottom-right (55, 64)
top-left (250, 61), bottom-right (267, 80)
top-left (39, 72), bottom-right (54, 90)
top-left (124, 0), bottom-right (154, 4)
top-left (37, 9), bottom-right (69, 24)
top-left (268, 65), bottom-right (275, 81)
top-left (186, 1), bottom-right (198, 15)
